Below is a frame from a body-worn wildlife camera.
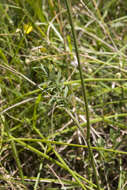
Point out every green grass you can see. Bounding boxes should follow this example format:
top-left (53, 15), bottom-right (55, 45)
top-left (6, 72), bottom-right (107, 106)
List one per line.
top-left (0, 0), bottom-right (127, 189)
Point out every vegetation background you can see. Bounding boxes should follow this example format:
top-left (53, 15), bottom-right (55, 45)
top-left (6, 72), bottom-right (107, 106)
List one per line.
top-left (0, 0), bottom-right (127, 189)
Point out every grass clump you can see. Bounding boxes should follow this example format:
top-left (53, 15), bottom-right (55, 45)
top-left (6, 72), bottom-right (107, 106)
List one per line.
top-left (0, 0), bottom-right (127, 189)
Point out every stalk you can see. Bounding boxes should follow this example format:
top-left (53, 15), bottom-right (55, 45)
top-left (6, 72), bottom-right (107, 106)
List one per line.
top-left (64, 0), bottom-right (101, 189)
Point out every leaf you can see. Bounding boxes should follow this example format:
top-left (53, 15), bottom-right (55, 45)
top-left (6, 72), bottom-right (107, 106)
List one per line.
top-left (0, 48), bottom-right (8, 63)
top-left (64, 86), bottom-right (68, 98)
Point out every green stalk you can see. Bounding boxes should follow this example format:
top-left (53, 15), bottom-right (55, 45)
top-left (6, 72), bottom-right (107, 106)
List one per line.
top-left (0, 115), bottom-right (24, 183)
top-left (12, 137), bottom-right (97, 188)
top-left (53, 149), bottom-right (87, 190)
top-left (4, 137), bottom-right (127, 155)
top-left (64, 0), bottom-right (101, 189)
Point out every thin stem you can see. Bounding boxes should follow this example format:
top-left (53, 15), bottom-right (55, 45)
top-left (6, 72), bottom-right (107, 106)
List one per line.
top-left (64, 0), bottom-right (101, 189)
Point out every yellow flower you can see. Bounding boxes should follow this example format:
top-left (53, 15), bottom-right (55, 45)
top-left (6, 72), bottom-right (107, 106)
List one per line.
top-left (23, 23), bottom-right (33, 34)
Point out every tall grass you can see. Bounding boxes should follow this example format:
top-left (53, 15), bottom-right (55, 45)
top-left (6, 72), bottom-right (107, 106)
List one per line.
top-left (0, 0), bottom-right (127, 189)
top-left (64, 0), bottom-right (101, 189)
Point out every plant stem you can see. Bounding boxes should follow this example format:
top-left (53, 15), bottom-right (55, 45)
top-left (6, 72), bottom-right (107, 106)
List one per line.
top-left (64, 0), bottom-right (101, 189)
